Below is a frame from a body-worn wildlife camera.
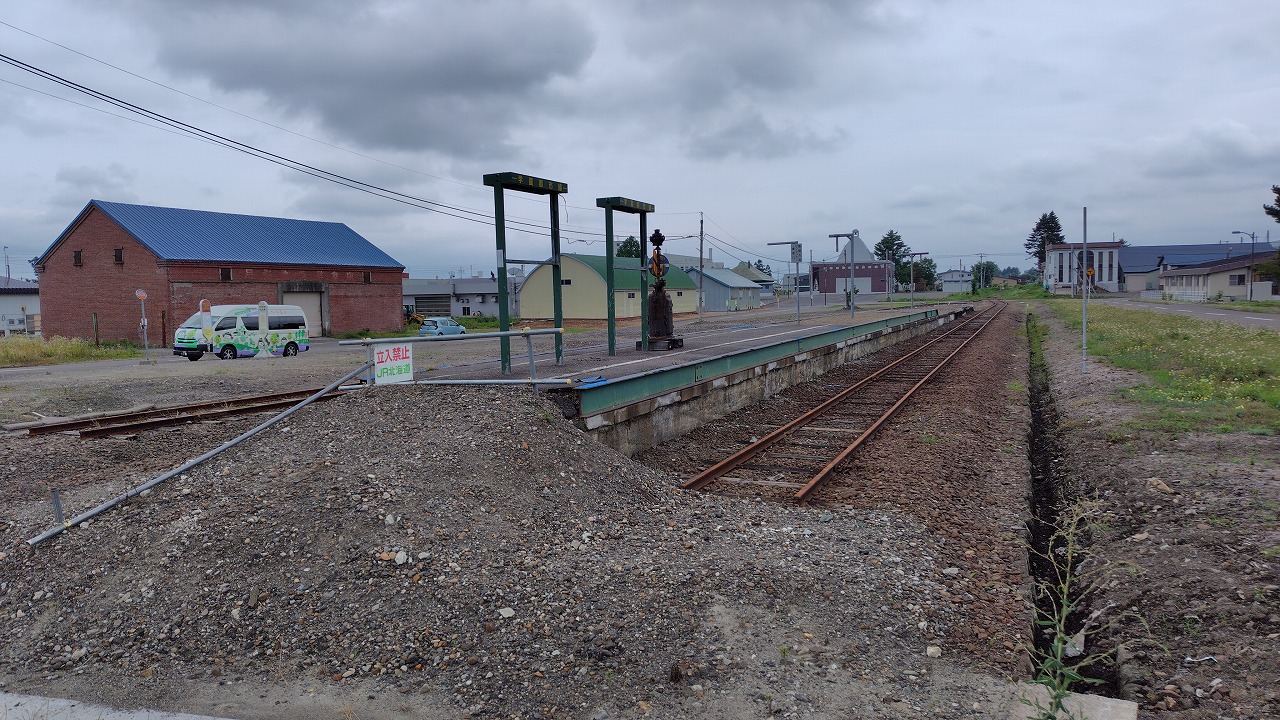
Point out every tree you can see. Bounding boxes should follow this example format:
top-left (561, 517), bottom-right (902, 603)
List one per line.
top-left (874, 230), bottom-right (911, 285)
top-left (754, 259), bottom-right (772, 276)
top-left (1266, 185), bottom-right (1280, 224)
top-left (913, 257), bottom-right (939, 289)
top-left (616, 235), bottom-right (641, 258)
top-left (1024, 212), bottom-right (1065, 267)
top-left (972, 261), bottom-right (1000, 290)
top-left (1000, 265), bottom-right (1021, 278)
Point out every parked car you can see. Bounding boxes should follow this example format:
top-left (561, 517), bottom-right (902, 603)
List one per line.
top-left (418, 317), bottom-right (467, 337)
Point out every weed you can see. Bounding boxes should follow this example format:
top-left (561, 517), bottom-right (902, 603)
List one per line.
top-left (919, 434), bottom-right (938, 445)
top-left (0, 335), bottom-right (139, 367)
top-left (778, 646), bottom-right (790, 664)
top-left (1022, 503), bottom-right (1155, 720)
top-left (1008, 381), bottom-right (1027, 393)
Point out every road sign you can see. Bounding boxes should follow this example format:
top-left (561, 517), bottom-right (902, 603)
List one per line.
top-left (791, 243), bottom-right (802, 264)
top-left (134, 289), bottom-right (147, 300)
top-left (1086, 267), bottom-right (1094, 276)
top-left (650, 252), bottom-right (669, 278)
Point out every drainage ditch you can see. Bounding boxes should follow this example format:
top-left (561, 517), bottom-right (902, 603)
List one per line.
top-left (1024, 313), bottom-right (1121, 697)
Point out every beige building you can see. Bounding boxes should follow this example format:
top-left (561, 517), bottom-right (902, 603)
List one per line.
top-left (519, 253), bottom-right (698, 319)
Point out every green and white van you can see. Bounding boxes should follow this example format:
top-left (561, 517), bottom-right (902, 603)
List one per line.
top-left (173, 302), bottom-right (310, 361)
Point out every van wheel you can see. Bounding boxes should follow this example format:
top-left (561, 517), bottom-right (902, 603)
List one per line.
top-left (283, 342), bottom-right (298, 357)
top-left (218, 345), bottom-right (238, 360)
top-left (187, 352), bottom-right (204, 361)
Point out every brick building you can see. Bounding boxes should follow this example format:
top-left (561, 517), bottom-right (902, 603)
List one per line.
top-left (35, 200), bottom-right (404, 343)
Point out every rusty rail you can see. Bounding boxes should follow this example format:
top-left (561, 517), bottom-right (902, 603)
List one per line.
top-left (27, 387), bottom-right (348, 438)
top-left (681, 300), bottom-right (1006, 500)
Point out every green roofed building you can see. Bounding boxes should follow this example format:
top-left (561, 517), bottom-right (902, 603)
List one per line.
top-left (518, 253), bottom-right (698, 320)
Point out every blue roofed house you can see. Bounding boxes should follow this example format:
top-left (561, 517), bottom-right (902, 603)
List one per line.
top-left (34, 200), bottom-right (405, 343)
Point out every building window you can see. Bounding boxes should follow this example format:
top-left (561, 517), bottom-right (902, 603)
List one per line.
top-left (677, 291), bottom-right (683, 296)
top-left (561, 279), bottom-right (572, 286)
top-left (363, 271), bottom-right (372, 284)
top-left (220, 267), bottom-right (232, 281)
top-left (73, 250), bottom-right (83, 266)
top-left (1229, 274), bottom-right (1245, 286)
top-left (627, 292), bottom-right (635, 298)
top-left (114, 248), bottom-right (123, 264)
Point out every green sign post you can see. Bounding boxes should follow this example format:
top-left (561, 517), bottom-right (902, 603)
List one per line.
top-left (483, 172), bottom-right (568, 374)
top-left (595, 196), bottom-right (654, 356)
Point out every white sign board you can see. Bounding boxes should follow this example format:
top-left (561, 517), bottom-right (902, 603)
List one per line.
top-left (373, 343), bottom-right (414, 384)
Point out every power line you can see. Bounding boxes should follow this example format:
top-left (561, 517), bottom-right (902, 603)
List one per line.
top-left (0, 50), bottom-right (633, 243)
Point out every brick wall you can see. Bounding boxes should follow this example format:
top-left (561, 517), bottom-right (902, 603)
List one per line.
top-left (36, 208), bottom-right (168, 344)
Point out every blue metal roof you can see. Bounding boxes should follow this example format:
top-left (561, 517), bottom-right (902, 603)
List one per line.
top-left (46, 200), bottom-right (403, 268)
top-left (1119, 242), bottom-right (1277, 272)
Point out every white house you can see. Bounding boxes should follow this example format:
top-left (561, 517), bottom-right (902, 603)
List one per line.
top-left (939, 269), bottom-right (973, 294)
top-left (0, 277), bottom-right (40, 335)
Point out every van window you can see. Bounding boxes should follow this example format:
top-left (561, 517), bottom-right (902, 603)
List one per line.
top-left (269, 315), bottom-right (306, 330)
top-left (215, 317), bottom-right (237, 331)
top-left (242, 316), bottom-right (258, 331)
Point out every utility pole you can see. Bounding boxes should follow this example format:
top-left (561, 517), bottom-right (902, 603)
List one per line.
top-left (3, 245), bottom-right (9, 280)
top-left (1082, 206), bottom-right (1088, 373)
top-left (828, 231), bottom-right (857, 321)
top-left (908, 252), bottom-right (929, 308)
top-left (977, 253), bottom-right (986, 291)
top-left (698, 212), bottom-right (705, 321)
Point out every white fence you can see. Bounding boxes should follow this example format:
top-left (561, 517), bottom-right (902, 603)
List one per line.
top-left (1138, 289), bottom-right (1208, 303)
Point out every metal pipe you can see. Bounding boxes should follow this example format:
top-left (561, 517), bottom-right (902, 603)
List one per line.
top-left (411, 378), bottom-right (575, 386)
top-left (27, 361), bottom-right (374, 546)
top-left (337, 327), bottom-right (563, 346)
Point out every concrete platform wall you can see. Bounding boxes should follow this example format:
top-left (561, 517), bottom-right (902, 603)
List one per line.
top-left (584, 308), bottom-right (969, 456)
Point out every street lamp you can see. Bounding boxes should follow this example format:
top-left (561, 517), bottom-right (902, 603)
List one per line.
top-left (1231, 231), bottom-right (1256, 301)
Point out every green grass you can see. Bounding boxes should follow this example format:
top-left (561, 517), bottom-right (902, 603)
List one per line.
top-left (0, 335), bottom-right (140, 367)
top-left (1214, 299), bottom-right (1280, 314)
top-left (1046, 301), bottom-right (1280, 433)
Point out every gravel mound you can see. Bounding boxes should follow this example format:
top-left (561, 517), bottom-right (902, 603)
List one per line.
top-left (1, 385), bottom-right (969, 718)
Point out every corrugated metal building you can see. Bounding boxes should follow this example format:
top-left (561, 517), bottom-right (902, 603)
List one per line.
top-left (0, 277), bottom-right (40, 335)
top-left (35, 200), bottom-right (404, 343)
top-left (686, 267), bottom-right (762, 310)
top-left (519, 253), bottom-right (697, 319)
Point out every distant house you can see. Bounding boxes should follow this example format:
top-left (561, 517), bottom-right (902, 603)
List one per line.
top-left (731, 261), bottom-right (776, 297)
top-left (991, 276), bottom-right (1021, 287)
top-left (685, 267), bottom-right (762, 311)
top-left (940, 269), bottom-right (973, 294)
top-left (404, 275), bottom-right (520, 318)
top-left (1158, 252), bottom-right (1278, 302)
top-left (35, 200), bottom-right (404, 342)
top-left (519, 253), bottom-right (697, 319)
top-left (0, 277), bottom-right (40, 335)
top-left (810, 236), bottom-right (893, 295)
top-left (1044, 241), bottom-right (1278, 294)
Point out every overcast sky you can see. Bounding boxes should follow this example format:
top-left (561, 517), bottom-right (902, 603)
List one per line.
top-left (2, 0), bottom-right (1278, 281)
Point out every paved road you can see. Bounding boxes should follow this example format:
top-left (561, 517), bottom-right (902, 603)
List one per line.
top-left (1097, 297), bottom-right (1279, 331)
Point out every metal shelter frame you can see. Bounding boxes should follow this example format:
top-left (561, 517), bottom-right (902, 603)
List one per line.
top-left (484, 172), bottom-right (568, 373)
top-left (596, 196), bottom-right (654, 355)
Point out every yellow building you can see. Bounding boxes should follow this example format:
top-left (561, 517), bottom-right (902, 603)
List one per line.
top-left (518, 253), bottom-right (698, 319)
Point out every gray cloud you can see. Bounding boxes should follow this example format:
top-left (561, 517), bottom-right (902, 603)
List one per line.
top-left (130, 1), bottom-right (594, 158)
top-left (52, 163), bottom-right (139, 206)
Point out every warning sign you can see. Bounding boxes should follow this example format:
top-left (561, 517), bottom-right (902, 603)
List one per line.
top-left (373, 343), bottom-right (414, 384)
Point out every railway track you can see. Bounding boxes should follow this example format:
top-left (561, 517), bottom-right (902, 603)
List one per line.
top-left (680, 300), bottom-right (1008, 501)
top-left (26, 387), bottom-right (350, 438)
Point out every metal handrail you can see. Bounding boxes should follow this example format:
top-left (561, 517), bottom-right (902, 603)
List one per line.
top-left (339, 327), bottom-right (566, 388)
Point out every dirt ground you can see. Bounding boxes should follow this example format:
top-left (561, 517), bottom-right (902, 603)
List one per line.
top-left (0, 301), bottom-right (1275, 719)
top-left (1030, 302), bottom-right (1279, 719)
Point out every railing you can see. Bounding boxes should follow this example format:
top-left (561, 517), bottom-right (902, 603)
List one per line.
top-left (338, 328), bottom-right (570, 389)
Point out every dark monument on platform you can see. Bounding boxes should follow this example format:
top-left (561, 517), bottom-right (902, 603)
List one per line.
top-left (639, 229), bottom-right (684, 350)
